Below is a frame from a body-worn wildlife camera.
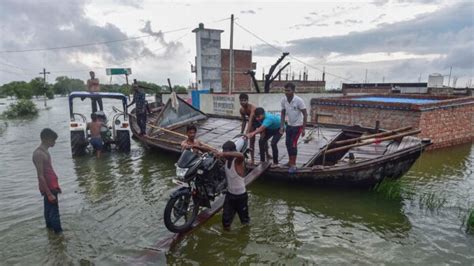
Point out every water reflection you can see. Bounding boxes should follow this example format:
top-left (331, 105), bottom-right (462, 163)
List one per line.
top-left (251, 180), bottom-right (411, 238)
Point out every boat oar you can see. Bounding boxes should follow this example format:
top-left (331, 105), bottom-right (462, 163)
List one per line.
top-left (335, 126), bottom-right (412, 146)
top-left (324, 129), bottom-right (421, 155)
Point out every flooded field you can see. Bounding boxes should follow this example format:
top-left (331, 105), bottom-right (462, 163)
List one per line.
top-left (0, 97), bottom-right (473, 264)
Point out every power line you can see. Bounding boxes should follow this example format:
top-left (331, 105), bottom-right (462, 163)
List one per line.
top-left (234, 21), bottom-right (356, 83)
top-left (0, 17), bottom-right (231, 54)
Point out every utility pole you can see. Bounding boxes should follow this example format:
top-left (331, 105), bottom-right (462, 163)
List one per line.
top-left (228, 14), bottom-right (234, 95)
top-left (39, 67), bottom-right (50, 107)
top-left (364, 69), bottom-right (368, 83)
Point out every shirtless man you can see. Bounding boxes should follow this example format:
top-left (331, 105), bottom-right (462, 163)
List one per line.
top-left (180, 124), bottom-right (217, 153)
top-left (32, 128), bottom-right (63, 234)
top-left (87, 114), bottom-right (104, 158)
top-left (239, 93), bottom-right (270, 164)
top-left (87, 71), bottom-right (103, 112)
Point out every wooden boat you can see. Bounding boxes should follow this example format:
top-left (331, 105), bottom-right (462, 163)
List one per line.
top-left (130, 96), bottom-right (432, 187)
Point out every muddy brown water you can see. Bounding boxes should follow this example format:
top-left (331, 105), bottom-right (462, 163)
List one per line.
top-left (0, 97), bottom-right (473, 264)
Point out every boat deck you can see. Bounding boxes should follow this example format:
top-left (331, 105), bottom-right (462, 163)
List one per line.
top-left (194, 118), bottom-right (342, 166)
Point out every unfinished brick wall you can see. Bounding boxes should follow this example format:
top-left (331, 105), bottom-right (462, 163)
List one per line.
top-left (418, 104), bottom-right (473, 149)
top-left (311, 96), bottom-right (474, 150)
top-left (311, 104), bottom-right (421, 130)
top-left (221, 49), bottom-right (254, 92)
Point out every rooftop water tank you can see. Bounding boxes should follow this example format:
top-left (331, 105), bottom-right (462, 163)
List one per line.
top-left (428, 73), bottom-right (444, 88)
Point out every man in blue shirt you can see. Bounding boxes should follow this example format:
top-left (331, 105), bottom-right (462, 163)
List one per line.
top-left (246, 107), bottom-right (282, 164)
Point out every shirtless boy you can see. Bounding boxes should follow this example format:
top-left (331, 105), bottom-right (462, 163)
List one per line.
top-left (87, 114), bottom-right (104, 158)
top-left (32, 128), bottom-right (63, 234)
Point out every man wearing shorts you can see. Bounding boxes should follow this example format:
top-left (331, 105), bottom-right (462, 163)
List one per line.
top-left (88, 114), bottom-right (104, 158)
top-left (279, 82), bottom-right (307, 173)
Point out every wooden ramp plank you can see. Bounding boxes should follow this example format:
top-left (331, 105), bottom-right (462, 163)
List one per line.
top-left (138, 161), bottom-right (271, 258)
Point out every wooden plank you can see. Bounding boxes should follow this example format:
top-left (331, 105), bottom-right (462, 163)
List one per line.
top-left (144, 162), bottom-right (271, 255)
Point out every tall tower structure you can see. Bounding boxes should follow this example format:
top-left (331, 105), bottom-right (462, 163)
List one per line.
top-left (192, 23), bottom-right (224, 91)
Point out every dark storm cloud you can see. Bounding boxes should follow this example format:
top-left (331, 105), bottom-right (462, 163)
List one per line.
top-left (139, 21), bottom-right (185, 59)
top-left (256, 2), bottom-right (474, 71)
top-left (0, 0), bottom-right (148, 62)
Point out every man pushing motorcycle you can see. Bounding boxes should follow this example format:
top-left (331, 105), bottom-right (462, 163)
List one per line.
top-left (217, 141), bottom-right (250, 231)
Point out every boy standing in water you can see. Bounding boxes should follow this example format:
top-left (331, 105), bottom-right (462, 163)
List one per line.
top-left (87, 114), bottom-right (104, 158)
top-left (218, 141), bottom-right (249, 230)
top-left (32, 128), bottom-right (63, 234)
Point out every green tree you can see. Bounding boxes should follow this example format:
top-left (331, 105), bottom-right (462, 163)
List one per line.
top-left (173, 85), bottom-right (188, 94)
top-left (53, 76), bottom-right (86, 95)
top-left (29, 77), bottom-right (46, 97)
top-left (0, 81), bottom-right (33, 99)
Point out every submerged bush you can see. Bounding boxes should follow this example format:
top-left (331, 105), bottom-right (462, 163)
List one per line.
top-left (1, 99), bottom-right (38, 118)
top-left (373, 178), bottom-right (403, 200)
top-left (418, 192), bottom-right (447, 211)
top-left (467, 209), bottom-right (474, 233)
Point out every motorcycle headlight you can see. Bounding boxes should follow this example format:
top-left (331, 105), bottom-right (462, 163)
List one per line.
top-left (176, 167), bottom-right (189, 179)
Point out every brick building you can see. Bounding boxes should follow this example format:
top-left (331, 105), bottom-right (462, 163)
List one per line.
top-left (310, 95), bottom-right (474, 150)
top-left (260, 80), bottom-right (326, 93)
top-left (342, 83), bottom-right (428, 94)
top-left (221, 49), bottom-right (256, 93)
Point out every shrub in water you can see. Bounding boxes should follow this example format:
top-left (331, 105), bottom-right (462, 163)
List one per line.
top-left (373, 178), bottom-right (403, 200)
top-left (468, 209), bottom-right (474, 233)
top-left (1, 99), bottom-right (38, 118)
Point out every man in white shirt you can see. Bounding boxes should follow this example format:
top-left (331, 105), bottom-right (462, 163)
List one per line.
top-left (279, 82), bottom-right (307, 172)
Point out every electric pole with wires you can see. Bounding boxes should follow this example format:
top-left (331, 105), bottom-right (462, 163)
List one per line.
top-left (39, 67), bottom-right (50, 107)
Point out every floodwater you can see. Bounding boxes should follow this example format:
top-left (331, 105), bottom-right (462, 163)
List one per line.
top-left (0, 97), bottom-right (473, 265)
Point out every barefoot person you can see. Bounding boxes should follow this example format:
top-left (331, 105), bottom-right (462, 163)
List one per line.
top-left (87, 71), bottom-right (103, 113)
top-left (239, 93), bottom-right (271, 164)
top-left (217, 141), bottom-right (249, 230)
top-left (280, 82), bottom-right (307, 173)
top-left (32, 128), bottom-right (63, 234)
top-left (247, 108), bottom-right (282, 164)
top-left (128, 81), bottom-right (147, 136)
top-left (87, 114), bottom-right (104, 158)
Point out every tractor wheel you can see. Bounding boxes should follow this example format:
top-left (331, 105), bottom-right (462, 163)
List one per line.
top-left (116, 130), bottom-right (131, 152)
top-left (71, 131), bottom-right (87, 156)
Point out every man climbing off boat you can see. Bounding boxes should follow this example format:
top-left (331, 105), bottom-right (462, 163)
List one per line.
top-left (239, 93), bottom-right (271, 164)
top-left (280, 82), bottom-right (307, 173)
top-left (246, 107), bottom-right (282, 165)
top-left (217, 140), bottom-right (250, 231)
top-left (128, 81), bottom-right (147, 136)
top-left (87, 113), bottom-right (104, 158)
top-left (181, 124), bottom-right (216, 153)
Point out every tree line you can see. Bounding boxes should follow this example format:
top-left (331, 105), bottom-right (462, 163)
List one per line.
top-left (0, 76), bottom-right (188, 99)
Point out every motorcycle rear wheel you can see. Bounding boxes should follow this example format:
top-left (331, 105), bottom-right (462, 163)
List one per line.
top-left (164, 189), bottom-right (200, 233)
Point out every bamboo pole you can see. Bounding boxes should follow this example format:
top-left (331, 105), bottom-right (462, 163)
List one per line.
top-left (324, 129), bottom-right (421, 155)
top-left (335, 126), bottom-right (412, 146)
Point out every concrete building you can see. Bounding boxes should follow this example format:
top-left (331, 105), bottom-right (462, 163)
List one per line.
top-left (192, 23), bottom-right (224, 92)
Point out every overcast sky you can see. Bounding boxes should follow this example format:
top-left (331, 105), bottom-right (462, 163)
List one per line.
top-left (0, 0), bottom-right (473, 88)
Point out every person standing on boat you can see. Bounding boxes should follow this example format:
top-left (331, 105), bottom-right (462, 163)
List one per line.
top-left (32, 128), bottom-right (63, 234)
top-left (128, 83), bottom-right (147, 136)
top-left (247, 108), bottom-right (282, 164)
top-left (239, 93), bottom-right (271, 165)
top-left (217, 140), bottom-right (249, 230)
top-left (87, 71), bottom-right (103, 113)
top-left (280, 82), bottom-right (307, 173)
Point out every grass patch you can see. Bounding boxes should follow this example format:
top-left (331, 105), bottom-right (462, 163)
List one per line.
top-left (418, 192), bottom-right (447, 211)
top-left (373, 178), bottom-right (403, 200)
top-left (467, 209), bottom-right (474, 234)
top-left (1, 99), bottom-right (38, 118)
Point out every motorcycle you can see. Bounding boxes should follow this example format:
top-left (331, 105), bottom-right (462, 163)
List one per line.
top-left (163, 135), bottom-right (248, 233)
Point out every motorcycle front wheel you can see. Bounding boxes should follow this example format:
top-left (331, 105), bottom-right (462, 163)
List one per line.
top-left (164, 188), bottom-right (200, 233)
